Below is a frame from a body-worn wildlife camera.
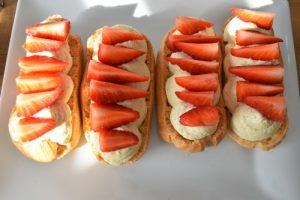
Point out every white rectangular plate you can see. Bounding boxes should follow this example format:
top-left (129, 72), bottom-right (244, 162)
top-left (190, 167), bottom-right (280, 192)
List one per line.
top-left (1, 0), bottom-right (300, 199)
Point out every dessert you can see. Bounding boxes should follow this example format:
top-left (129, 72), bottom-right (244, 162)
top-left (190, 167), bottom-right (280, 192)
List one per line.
top-left (222, 8), bottom-right (288, 150)
top-left (157, 16), bottom-right (227, 152)
top-left (81, 25), bottom-right (154, 165)
top-left (8, 15), bottom-right (82, 162)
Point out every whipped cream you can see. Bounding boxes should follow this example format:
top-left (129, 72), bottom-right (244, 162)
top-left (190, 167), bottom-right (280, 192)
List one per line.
top-left (88, 124), bottom-right (141, 166)
top-left (223, 17), bottom-right (272, 44)
top-left (170, 103), bottom-right (218, 140)
top-left (231, 104), bottom-right (281, 141)
top-left (223, 76), bottom-right (244, 113)
top-left (9, 102), bottom-right (72, 146)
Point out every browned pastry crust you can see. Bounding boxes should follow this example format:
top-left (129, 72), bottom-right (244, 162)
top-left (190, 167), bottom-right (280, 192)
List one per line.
top-left (222, 17), bottom-right (288, 150)
top-left (156, 27), bottom-right (227, 153)
top-left (10, 35), bottom-right (83, 162)
top-left (81, 27), bottom-right (154, 165)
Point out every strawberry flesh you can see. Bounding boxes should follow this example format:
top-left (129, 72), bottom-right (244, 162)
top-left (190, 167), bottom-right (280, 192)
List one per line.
top-left (24, 36), bottom-right (64, 53)
top-left (175, 73), bottom-right (219, 91)
top-left (89, 80), bottom-right (149, 104)
top-left (180, 106), bottom-right (220, 126)
top-left (236, 30), bottom-right (283, 46)
top-left (175, 16), bottom-right (213, 35)
top-left (101, 26), bottom-right (144, 45)
top-left (176, 91), bottom-right (214, 106)
top-left (99, 129), bottom-right (139, 152)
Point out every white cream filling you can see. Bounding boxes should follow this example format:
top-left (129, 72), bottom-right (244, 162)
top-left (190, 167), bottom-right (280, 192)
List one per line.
top-left (231, 104), bottom-right (281, 141)
top-left (9, 103), bottom-right (72, 146)
top-left (88, 124), bottom-right (141, 166)
top-left (170, 103), bottom-right (218, 140)
top-left (223, 17), bottom-right (272, 44)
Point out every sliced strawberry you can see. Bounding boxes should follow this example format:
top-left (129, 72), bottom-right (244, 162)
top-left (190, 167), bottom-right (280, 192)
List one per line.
top-left (180, 106), bottom-right (220, 126)
top-left (99, 129), bottom-right (139, 152)
top-left (236, 30), bottom-right (283, 46)
top-left (231, 43), bottom-right (280, 61)
top-left (175, 42), bottom-right (219, 61)
top-left (101, 26), bottom-right (144, 45)
top-left (175, 16), bottom-right (213, 35)
top-left (242, 96), bottom-right (287, 122)
top-left (165, 57), bottom-right (219, 75)
top-left (26, 19), bottom-right (70, 41)
top-left (16, 73), bottom-right (62, 94)
top-left (98, 44), bottom-right (144, 66)
top-left (87, 60), bottom-right (148, 83)
top-left (17, 117), bottom-right (55, 142)
top-left (90, 103), bottom-right (139, 130)
top-left (175, 91), bottom-right (214, 106)
top-left (175, 73), bottom-right (218, 91)
top-left (89, 80), bottom-right (149, 104)
top-left (19, 55), bottom-right (67, 74)
top-left (16, 88), bottom-right (63, 117)
top-left (236, 81), bottom-right (284, 102)
top-left (23, 36), bottom-right (64, 53)
top-left (167, 34), bottom-right (220, 52)
top-left (231, 8), bottom-right (274, 30)
top-left (229, 65), bottom-right (284, 84)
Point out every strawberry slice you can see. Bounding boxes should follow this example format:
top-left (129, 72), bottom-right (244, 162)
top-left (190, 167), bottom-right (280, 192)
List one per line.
top-left (101, 26), bottom-right (144, 45)
top-left (16, 73), bottom-right (62, 94)
top-left (99, 129), bottom-right (139, 152)
top-left (16, 88), bottom-right (63, 117)
top-left (236, 81), bottom-right (284, 102)
top-left (175, 42), bottom-right (219, 61)
top-left (87, 60), bottom-right (148, 83)
top-left (17, 117), bottom-right (55, 142)
top-left (236, 30), bottom-right (283, 46)
top-left (90, 103), bottom-right (139, 130)
top-left (167, 34), bottom-right (220, 52)
top-left (89, 80), bottom-right (149, 104)
top-left (242, 96), bottom-right (287, 122)
top-left (175, 73), bottom-right (218, 91)
top-left (26, 19), bottom-right (70, 41)
top-left (165, 57), bottom-right (219, 75)
top-left (175, 91), bottom-right (214, 106)
top-left (231, 43), bottom-right (280, 61)
top-left (19, 55), bottom-right (67, 74)
top-left (98, 44), bottom-right (144, 66)
top-left (231, 8), bottom-right (274, 30)
top-left (229, 65), bottom-right (284, 84)
top-left (175, 16), bottom-right (213, 35)
top-left (180, 106), bottom-right (220, 126)
top-left (24, 36), bottom-right (64, 53)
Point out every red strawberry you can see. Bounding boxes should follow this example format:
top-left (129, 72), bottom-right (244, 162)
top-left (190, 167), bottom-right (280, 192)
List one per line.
top-left (101, 26), bottom-right (144, 45)
top-left (175, 42), bottom-right (219, 61)
top-left (19, 55), bottom-right (67, 74)
top-left (180, 106), bottom-right (220, 126)
top-left (86, 60), bottom-right (148, 83)
top-left (90, 103), bottom-right (139, 130)
top-left (99, 129), bottom-right (139, 152)
top-left (236, 30), bottom-right (283, 46)
top-left (175, 16), bottom-right (213, 35)
top-left (165, 57), bottom-right (219, 75)
top-left (26, 19), bottom-right (70, 41)
top-left (23, 36), bottom-right (64, 53)
top-left (175, 91), bottom-right (214, 106)
top-left (242, 96), bottom-right (287, 122)
top-left (16, 88), bottom-right (63, 117)
top-left (98, 44), bottom-right (144, 66)
top-left (175, 73), bottom-right (218, 91)
top-left (229, 65), bottom-right (284, 84)
top-left (236, 81), bottom-right (284, 102)
top-left (17, 117), bottom-right (55, 142)
top-left (16, 72), bottom-right (62, 94)
top-left (167, 34), bottom-right (220, 52)
top-left (89, 80), bottom-right (149, 104)
top-left (231, 8), bottom-right (274, 30)
top-left (231, 43), bottom-right (280, 61)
